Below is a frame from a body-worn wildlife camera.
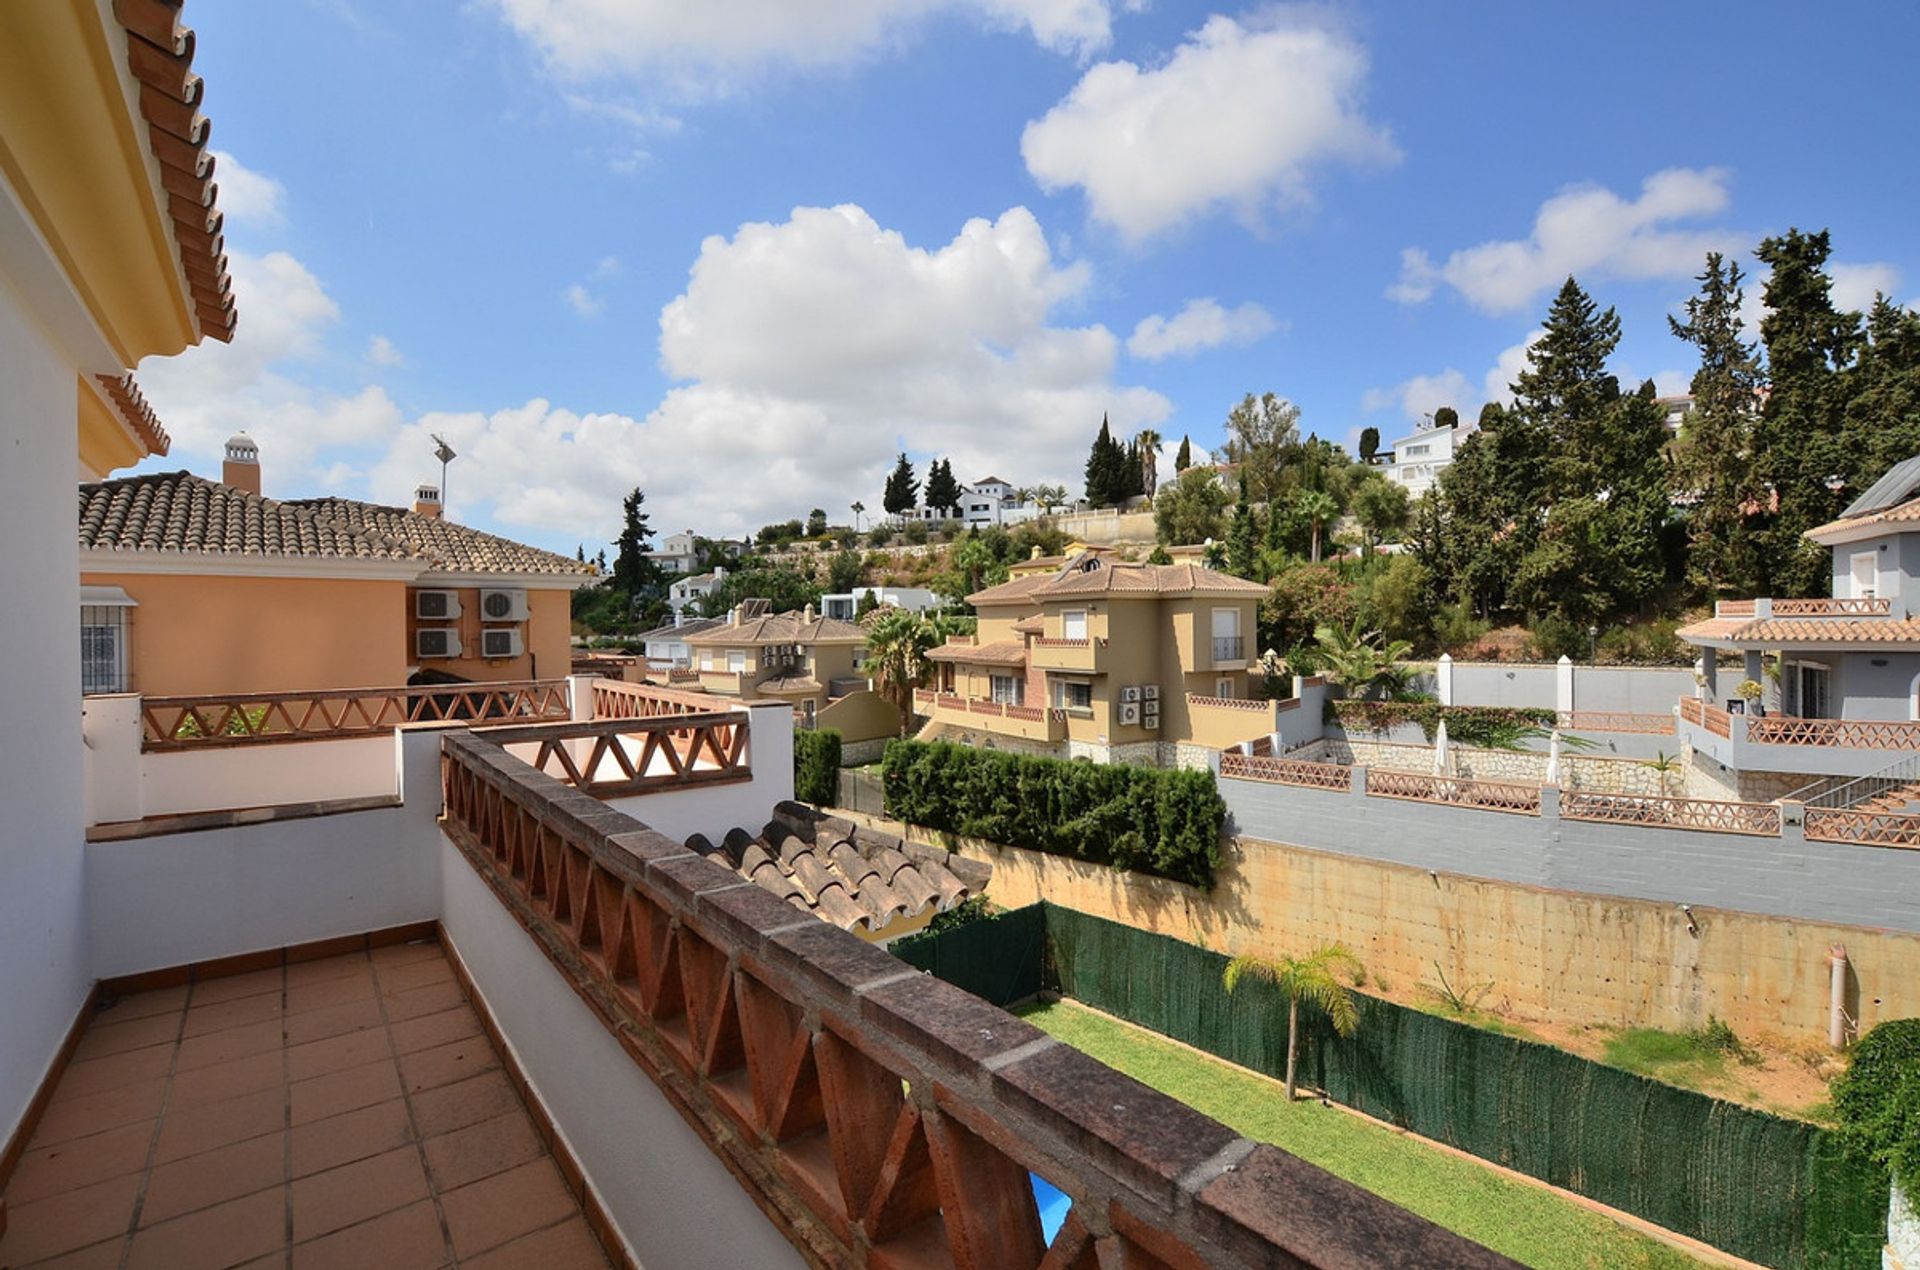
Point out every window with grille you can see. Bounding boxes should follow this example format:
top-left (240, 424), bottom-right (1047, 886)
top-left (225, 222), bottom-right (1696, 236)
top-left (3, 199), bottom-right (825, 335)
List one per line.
top-left (81, 605), bottom-right (129, 694)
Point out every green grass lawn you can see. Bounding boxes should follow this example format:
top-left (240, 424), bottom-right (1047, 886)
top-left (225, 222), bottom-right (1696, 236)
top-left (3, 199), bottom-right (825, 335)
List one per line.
top-left (1017, 999), bottom-right (1706, 1270)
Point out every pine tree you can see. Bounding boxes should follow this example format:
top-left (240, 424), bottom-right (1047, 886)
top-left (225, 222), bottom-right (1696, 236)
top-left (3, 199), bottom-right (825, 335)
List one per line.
top-left (1226, 478), bottom-right (1257, 578)
top-left (612, 488), bottom-right (662, 597)
top-left (1670, 252), bottom-right (1764, 596)
top-left (1174, 435), bottom-right (1193, 472)
top-left (1512, 277), bottom-right (1623, 498)
top-left (882, 453), bottom-right (920, 518)
top-left (924, 459), bottom-right (961, 516)
top-left (1753, 229), bottom-right (1862, 595)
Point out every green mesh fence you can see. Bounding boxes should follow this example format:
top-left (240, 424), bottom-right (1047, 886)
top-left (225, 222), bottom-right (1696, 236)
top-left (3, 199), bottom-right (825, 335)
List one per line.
top-left (909, 903), bottom-right (1884, 1270)
top-left (892, 903), bottom-right (1046, 1008)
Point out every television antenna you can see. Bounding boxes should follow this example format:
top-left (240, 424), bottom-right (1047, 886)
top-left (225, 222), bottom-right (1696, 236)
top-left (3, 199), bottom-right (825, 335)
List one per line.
top-left (430, 433), bottom-right (457, 518)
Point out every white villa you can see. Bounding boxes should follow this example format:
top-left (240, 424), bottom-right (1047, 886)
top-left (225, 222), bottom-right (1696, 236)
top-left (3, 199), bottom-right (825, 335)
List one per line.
top-left (1384, 419), bottom-right (1468, 496)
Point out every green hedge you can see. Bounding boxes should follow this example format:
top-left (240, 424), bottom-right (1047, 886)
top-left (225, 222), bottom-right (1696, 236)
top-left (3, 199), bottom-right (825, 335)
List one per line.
top-left (1330, 699), bottom-right (1557, 748)
top-left (904, 902), bottom-right (1887, 1269)
top-left (880, 739), bottom-right (1225, 888)
top-left (1834, 1018), bottom-right (1920, 1191)
top-left (793, 728), bottom-right (842, 805)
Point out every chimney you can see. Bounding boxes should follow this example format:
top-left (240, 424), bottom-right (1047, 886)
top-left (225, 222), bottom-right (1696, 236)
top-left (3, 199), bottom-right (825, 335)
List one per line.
top-left (412, 483), bottom-right (442, 519)
top-left (730, 605), bottom-right (742, 627)
top-left (802, 603), bottom-right (816, 624)
top-left (1029, 544), bottom-right (1042, 560)
top-left (222, 432), bottom-right (260, 495)
top-left (674, 609), bottom-right (684, 629)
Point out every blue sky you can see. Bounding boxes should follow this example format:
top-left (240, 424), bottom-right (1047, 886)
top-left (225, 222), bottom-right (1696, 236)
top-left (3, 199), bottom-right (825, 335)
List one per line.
top-left (135, 0), bottom-right (1920, 554)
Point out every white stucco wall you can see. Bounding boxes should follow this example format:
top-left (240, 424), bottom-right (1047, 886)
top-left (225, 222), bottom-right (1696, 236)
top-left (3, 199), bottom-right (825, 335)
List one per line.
top-left (0, 267), bottom-right (92, 1143)
top-left (439, 835), bottom-right (802, 1270)
top-left (85, 729), bottom-right (448, 978)
top-left (139, 736), bottom-right (399, 819)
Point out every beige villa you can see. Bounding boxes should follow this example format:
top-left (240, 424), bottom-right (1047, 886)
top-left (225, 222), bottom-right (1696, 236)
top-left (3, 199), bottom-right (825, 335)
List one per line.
top-left (684, 601), bottom-right (879, 723)
top-left (919, 552), bottom-right (1272, 764)
top-left (77, 439), bottom-right (596, 696)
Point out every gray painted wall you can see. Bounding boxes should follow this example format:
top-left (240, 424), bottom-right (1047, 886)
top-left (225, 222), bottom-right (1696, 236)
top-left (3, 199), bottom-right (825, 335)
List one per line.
top-left (1221, 772), bottom-right (1920, 933)
top-left (1829, 531), bottom-right (1920, 617)
top-left (1423, 662), bottom-right (1695, 714)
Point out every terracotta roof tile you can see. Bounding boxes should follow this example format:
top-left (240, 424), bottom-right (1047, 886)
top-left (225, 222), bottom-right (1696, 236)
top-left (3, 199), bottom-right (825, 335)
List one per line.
top-left (1809, 496), bottom-right (1920, 540)
top-left (755, 674), bottom-right (825, 695)
top-left (287, 498), bottom-right (597, 577)
top-left (972, 553), bottom-right (1266, 605)
top-left (78, 472), bottom-right (414, 560)
top-left (927, 640), bottom-right (1027, 667)
top-left (684, 611), bottom-right (866, 647)
top-left (115, 0), bottom-right (236, 341)
top-left (1679, 614), bottom-right (1920, 646)
top-left (94, 373), bottom-right (170, 457)
top-left (688, 803), bottom-right (989, 934)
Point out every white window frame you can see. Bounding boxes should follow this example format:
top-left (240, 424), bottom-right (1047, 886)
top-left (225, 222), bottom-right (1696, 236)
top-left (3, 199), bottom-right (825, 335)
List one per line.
top-left (1050, 678), bottom-right (1093, 713)
top-left (700, 651), bottom-right (715, 671)
top-left (1215, 677), bottom-right (1235, 699)
top-left (1061, 609), bottom-right (1088, 641)
top-left (1851, 551), bottom-right (1879, 599)
top-left (989, 674), bottom-right (1022, 706)
top-left (728, 650), bottom-right (747, 673)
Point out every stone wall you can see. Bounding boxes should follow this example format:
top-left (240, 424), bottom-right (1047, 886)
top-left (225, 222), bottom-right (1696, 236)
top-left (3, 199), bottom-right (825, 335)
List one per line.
top-left (830, 801), bottom-right (1920, 1043)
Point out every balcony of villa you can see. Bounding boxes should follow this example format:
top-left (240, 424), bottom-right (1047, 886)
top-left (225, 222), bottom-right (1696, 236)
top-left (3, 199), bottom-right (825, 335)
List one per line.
top-left (14, 678), bottom-right (1513, 1270)
top-left (1203, 633), bottom-right (1250, 671)
top-left (1677, 696), bottom-right (1920, 778)
top-left (1026, 634), bottom-right (1106, 674)
top-left (913, 687), bottom-right (1067, 743)
top-left (1712, 596), bottom-right (1894, 619)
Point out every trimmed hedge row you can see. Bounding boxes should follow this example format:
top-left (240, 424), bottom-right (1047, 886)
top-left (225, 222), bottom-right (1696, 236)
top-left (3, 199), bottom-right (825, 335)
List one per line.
top-left (793, 728), bottom-right (842, 806)
top-left (880, 739), bottom-right (1225, 888)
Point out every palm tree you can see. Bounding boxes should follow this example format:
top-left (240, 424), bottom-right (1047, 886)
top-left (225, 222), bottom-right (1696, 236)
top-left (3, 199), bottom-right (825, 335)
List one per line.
top-left (864, 609), bottom-right (938, 734)
top-left (1642, 750), bottom-right (1684, 796)
top-left (1313, 622), bottom-right (1414, 699)
top-left (1295, 489), bottom-right (1339, 563)
top-left (1135, 429), bottom-right (1164, 498)
top-left (1223, 944), bottom-right (1363, 1100)
top-left (850, 500), bottom-right (865, 531)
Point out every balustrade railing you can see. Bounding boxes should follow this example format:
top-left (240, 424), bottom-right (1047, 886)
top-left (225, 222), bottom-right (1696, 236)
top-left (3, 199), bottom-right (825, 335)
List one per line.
top-left (436, 731), bottom-right (1508, 1269)
top-left (592, 677), bottom-right (730, 720)
top-left (1561, 791), bottom-right (1782, 836)
top-left (1220, 752), bottom-right (1354, 792)
top-left (1187, 692), bottom-right (1272, 713)
top-left (476, 712), bottom-right (749, 799)
top-left (1745, 715), bottom-right (1920, 750)
top-left (1677, 698), bottom-right (1732, 738)
top-left (1365, 769), bottom-right (1542, 815)
top-left (1769, 597), bottom-right (1891, 616)
top-left (1212, 635), bottom-right (1246, 662)
top-left (140, 679), bottom-right (570, 751)
top-left (1558, 711), bottom-right (1676, 735)
top-left (1805, 807), bottom-right (1920, 849)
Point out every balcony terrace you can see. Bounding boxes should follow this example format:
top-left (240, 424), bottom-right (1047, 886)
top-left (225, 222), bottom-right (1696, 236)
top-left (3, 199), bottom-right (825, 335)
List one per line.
top-left (913, 689), bottom-right (1067, 743)
top-left (1678, 696), bottom-right (1920, 778)
top-left (1026, 635), bottom-right (1104, 674)
top-left (8, 678), bottom-right (1513, 1269)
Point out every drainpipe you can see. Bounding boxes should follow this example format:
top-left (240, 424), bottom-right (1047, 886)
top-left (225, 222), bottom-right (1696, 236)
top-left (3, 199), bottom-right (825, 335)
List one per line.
top-left (1829, 944), bottom-right (1850, 1050)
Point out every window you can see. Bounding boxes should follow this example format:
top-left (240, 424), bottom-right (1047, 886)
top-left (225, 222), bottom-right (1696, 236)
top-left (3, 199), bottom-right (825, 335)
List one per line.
top-left (1215, 678), bottom-right (1235, 699)
top-left (1210, 607), bottom-right (1243, 663)
top-left (1061, 609), bottom-right (1088, 640)
top-left (81, 605), bottom-right (130, 694)
top-left (1050, 679), bottom-right (1093, 713)
top-left (700, 651), bottom-right (715, 671)
top-left (990, 675), bottom-right (1022, 705)
top-left (1852, 552), bottom-right (1879, 599)
top-left (728, 650), bottom-right (747, 673)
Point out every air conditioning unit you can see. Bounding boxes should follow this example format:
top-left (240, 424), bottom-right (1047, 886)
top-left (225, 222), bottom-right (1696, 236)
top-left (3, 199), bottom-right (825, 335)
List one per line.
top-left (1118, 701), bottom-right (1141, 726)
top-left (1142, 708), bottom-right (1160, 730)
top-left (415, 589), bottom-right (462, 620)
top-left (416, 628), bottom-right (461, 659)
top-left (1119, 686), bottom-right (1141, 703)
top-left (1141, 683), bottom-right (1160, 701)
top-left (480, 629), bottom-right (524, 659)
top-left (479, 588), bottom-right (529, 622)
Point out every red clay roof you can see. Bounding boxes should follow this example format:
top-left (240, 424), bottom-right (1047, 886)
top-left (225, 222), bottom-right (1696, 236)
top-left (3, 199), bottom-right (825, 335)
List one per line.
top-left (927, 640), bottom-right (1027, 667)
top-left (117, 0), bottom-right (237, 342)
top-left (1678, 614), bottom-right (1920, 646)
top-left (1808, 496), bottom-right (1920, 540)
top-left (94, 373), bottom-right (170, 456)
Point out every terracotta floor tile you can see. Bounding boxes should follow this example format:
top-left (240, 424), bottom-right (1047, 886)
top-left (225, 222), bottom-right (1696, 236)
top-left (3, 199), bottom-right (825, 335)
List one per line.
top-left (376, 958), bottom-right (452, 997)
top-left (140, 1130), bottom-right (287, 1225)
top-left (188, 969), bottom-right (284, 1006)
top-left (459, 1216), bottom-right (608, 1270)
top-left (290, 1099), bottom-right (413, 1178)
top-left (126, 1187), bottom-right (285, 1270)
top-left (176, 1019), bottom-right (285, 1073)
top-left (388, 1007), bottom-right (481, 1057)
top-left (398, 1036), bottom-right (498, 1096)
top-left (282, 1000), bottom-right (382, 1048)
top-left (183, 992), bottom-right (283, 1040)
top-left (290, 1199), bottom-right (447, 1270)
top-left (286, 1029), bottom-right (391, 1085)
top-left (439, 1158), bottom-right (577, 1260)
top-left (12, 1235), bottom-right (131, 1270)
top-left (290, 1146), bottom-right (429, 1242)
top-left (422, 1113), bottom-right (543, 1192)
top-left (152, 1087), bottom-right (286, 1165)
top-left (92, 984), bottom-right (189, 1023)
top-left (0, 1171), bottom-right (142, 1264)
top-left (30, 1078), bottom-right (166, 1148)
top-left (73, 1012), bottom-right (180, 1063)
top-left (290, 1059), bottom-right (402, 1126)
top-left (370, 941), bottom-right (444, 970)
top-left (169, 1050), bottom-right (286, 1109)
top-left (285, 955), bottom-right (369, 990)
top-left (381, 981), bottom-right (465, 1023)
top-left (53, 1043), bottom-right (175, 1102)
top-left (409, 1071), bottom-right (520, 1140)
top-left (285, 975), bottom-right (375, 1016)
top-left (5, 1121), bottom-right (156, 1205)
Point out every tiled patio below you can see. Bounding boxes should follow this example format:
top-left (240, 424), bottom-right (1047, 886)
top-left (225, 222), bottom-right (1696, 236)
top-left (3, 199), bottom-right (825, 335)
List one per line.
top-left (0, 940), bottom-right (611, 1270)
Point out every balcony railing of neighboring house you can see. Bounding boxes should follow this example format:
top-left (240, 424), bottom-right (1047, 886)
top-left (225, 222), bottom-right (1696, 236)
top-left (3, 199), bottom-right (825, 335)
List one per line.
top-left (915, 689), bottom-right (1066, 741)
top-left (1715, 596), bottom-right (1892, 618)
top-left (139, 679), bottom-right (572, 750)
top-left (1679, 697), bottom-right (1733, 739)
top-left (1186, 692), bottom-right (1273, 713)
top-left (592, 677), bottom-right (733, 720)
top-left (1560, 791), bottom-right (1783, 836)
top-left (1211, 635), bottom-right (1246, 663)
top-left (1028, 636), bottom-right (1104, 672)
top-left (437, 728), bottom-right (1509, 1270)
top-left (1557, 711), bottom-right (1676, 735)
top-left (1219, 751), bottom-right (1354, 792)
top-left (1745, 716), bottom-right (1920, 750)
top-left (1805, 807), bottom-right (1920, 849)
top-left (1364, 769), bottom-right (1544, 816)
top-left (477, 712), bottom-right (751, 799)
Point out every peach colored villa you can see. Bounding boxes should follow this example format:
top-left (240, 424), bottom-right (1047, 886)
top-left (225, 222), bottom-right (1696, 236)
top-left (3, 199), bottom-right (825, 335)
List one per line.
top-left (919, 552), bottom-right (1274, 764)
top-left (77, 437), bottom-right (596, 698)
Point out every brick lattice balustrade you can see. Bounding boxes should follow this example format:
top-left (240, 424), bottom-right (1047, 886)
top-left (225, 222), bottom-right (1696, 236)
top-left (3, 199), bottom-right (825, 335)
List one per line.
top-left (437, 730), bottom-right (1515, 1268)
top-left (141, 680), bottom-right (571, 751)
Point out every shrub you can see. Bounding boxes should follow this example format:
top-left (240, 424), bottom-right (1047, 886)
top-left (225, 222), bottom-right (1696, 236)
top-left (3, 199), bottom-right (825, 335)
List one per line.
top-left (1527, 614), bottom-right (1589, 662)
top-left (793, 728), bottom-right (843, 806)
top-left (1330, 700), bottom-right (1556, 749)
top-left (1834, 1018), bottom-right (1920, 1188)
top-left (880, 740), bottom-right (1225, 888)
top-left (1433, 601), bottom-right (1490, 654)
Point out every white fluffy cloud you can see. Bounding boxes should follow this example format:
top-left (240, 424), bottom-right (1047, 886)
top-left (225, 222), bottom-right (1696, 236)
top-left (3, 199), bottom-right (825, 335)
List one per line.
top-left (1362, 333), bottom-right (1542, 426)
top-left (365, 335), bottom-right (406, 367)
top-left (1127, 298), bottom-right (1277, 360)
top-left (563, 283), bottom-right (604, 318)
top-left (1392, 168), bottom-right (1744, 314)
top-left (491, 0), bottom-right (1114, 86)
top-left (209, 150), bottom-right (286, 228)
top-left (1021, 15), bottom-right (1396, 241)
top-left (362, 203), bottom-right (1168, 541)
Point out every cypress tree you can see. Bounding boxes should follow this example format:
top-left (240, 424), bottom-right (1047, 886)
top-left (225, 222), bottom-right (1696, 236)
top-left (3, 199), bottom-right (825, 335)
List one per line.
top-left (1085, 415), bottom-right (1126, 506)
top-left (1174, 435), bottom-right (1193, 472)
top-left (883, 453), bottom-right (920, 518)
top-left (1670, 252), bottom-right (1764, 596)
top-left (1226, 478), bottom-right (1257, 578)
top-left (613, 487), bottom-right (662, 597)
top-left (1358, 426), bottom-right (1380, 463)
top-left (1845, 295), bottom-right (1920, 481)
top-left (924, 458), bottom-right (961, 516)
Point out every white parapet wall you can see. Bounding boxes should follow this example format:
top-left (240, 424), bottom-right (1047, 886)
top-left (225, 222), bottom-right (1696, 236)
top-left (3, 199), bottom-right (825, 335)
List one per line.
top-left (601, 700), bottom-right (795, 842)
